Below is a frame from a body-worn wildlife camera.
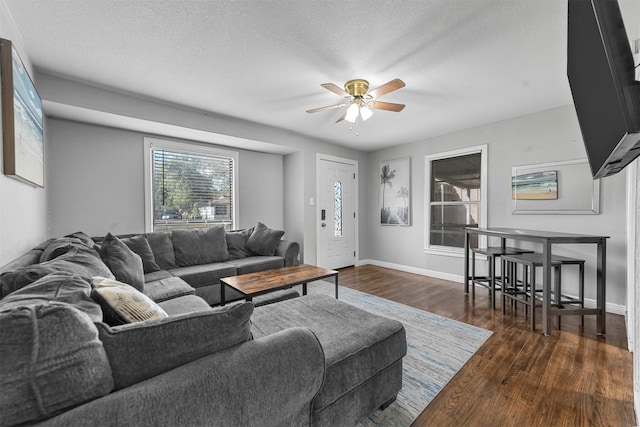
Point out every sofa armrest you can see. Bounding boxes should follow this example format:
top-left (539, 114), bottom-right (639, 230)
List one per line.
top-left (37, 327), bottom-right (325, 427)
top-left (276, 239), bottom-right (300, 266)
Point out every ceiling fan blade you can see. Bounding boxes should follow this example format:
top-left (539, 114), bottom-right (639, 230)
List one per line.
top-left (306, 103), bottom-right (345, 114)
top-left (321, 83), bottom-right (351, 98)
top-left (335, 111), bottom-right (347, 123)
top-left (367, 78), bottom-right (406, 99)
top-left (369, 101), bottom-right (405, 112)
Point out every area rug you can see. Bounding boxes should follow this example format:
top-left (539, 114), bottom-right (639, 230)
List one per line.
top-left (306, 281), bottom-right (493, 427)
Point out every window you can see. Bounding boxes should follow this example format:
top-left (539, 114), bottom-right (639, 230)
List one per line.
top-left (144, 138), bottom-right (238, 232)
top-left (425, 145), bottom-right (487, 255)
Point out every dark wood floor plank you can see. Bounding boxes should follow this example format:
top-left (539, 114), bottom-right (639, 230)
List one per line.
top-left (337, 265), bottom-right (635, 427)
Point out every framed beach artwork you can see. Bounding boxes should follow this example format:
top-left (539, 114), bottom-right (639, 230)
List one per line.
top-left (380, 157), bottom-right (411, 225)
top-left (511, 159), bottom-right (599, 214)
top-left (1, 38), bottom-right (44, 187)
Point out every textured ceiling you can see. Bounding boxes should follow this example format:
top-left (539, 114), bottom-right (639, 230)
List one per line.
top-left (5, 0), bottom-right (581, 151)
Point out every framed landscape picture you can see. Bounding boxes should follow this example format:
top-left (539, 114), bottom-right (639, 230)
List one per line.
top-left (380, 157), bottom-right (411, 226)
top-left (1, 38), bottom-right (44, 187)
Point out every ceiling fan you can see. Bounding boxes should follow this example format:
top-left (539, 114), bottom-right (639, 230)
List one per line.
top-left (306, 78), bottom-right (406, 123)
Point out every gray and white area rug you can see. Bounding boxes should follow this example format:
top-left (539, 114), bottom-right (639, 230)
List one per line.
top-left (306, 281), bottom-right (493, 427)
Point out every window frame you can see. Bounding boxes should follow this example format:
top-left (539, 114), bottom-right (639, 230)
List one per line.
top-left (143, 137), bottom-right (239, 233)
top-left (424, 144), bottom-right (488, 257)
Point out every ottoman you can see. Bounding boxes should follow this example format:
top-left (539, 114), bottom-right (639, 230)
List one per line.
top-left (251, 293), bottom-right (407, 426)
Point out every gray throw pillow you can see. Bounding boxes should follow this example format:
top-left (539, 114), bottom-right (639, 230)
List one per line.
top-left (99, 233), bottom-right (145, 292)
top-left (171, 227), bottom-right (229, 267)
top-left (225, 228), bottom-right (253, 259)
top-left (40, 237), bottom-right (91, 263)
top-left (97, 301), bottom-right (253, 390)
top-left (121, 234), bottom-right (161, 274)
top-left (145, 232), bottom-right (177, 270)
top-left (246, 222), bottom-right (285, 256)
top-left (0, 246), bottom-right (114, 298)
top-left (0, 272), bottom-right (103, 322)
top-left (0, 303), bottom-right (114, 426)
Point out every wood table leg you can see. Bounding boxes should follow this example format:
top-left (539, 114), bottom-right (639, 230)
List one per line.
top-left (335, 274), bottom-right (339, 299)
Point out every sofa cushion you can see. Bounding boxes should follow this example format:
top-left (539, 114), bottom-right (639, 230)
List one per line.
top-left (0, 303), bottom-right (114, 426)
top-left (225, 256), bottom-right (284, 275)
top-left (144, 269), bottom-right (173, 282)
top-left (91, 277), bottom-right (168, 326)
top-left (145, 232), bottom-right (177, 270)
top-left (252, 294), bottom-right (407, 412)
top-left (99, 233), bottom-right (145, 292)
top-left (157, 294), bottom-right (213, 314)
top-left (121, 234), bottom-right (161, 274)
top-left (171, 227), bottom-right (229, 267)
top-left (0, 246), bottom-right (114, 298)
top-left (144, 276), bottom-right (196, 303)
top-left (226, 228), bottom-right (253, 259)
top-left (169, 262), bottom-right (237, 289)
top-left (0, 272), bottom-right (103, 322)
top-left (96, 301), bottom-right (253, 390)
top-left (246, 222), bottom-right (285, 256)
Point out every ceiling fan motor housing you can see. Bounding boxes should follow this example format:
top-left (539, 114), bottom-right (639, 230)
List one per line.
top-left (344, 79), bottom-right (369, 98)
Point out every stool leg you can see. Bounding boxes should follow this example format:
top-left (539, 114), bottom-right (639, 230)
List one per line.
top-left (471, 252), bottom-right (476, 301)
top-left (530, 265), bottom-right (536, 331)
top-left (555, 265), bottom-right (561, 330)
top-left (490, 255), bottom-right (496, 309)
top-left (579, 262), bottom-right (585, 327)
top-left (502, 260), bottom-right (509, 315)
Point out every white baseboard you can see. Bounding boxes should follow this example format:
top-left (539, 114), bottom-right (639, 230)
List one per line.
top-left (356, 259), bottom-right (626, 315)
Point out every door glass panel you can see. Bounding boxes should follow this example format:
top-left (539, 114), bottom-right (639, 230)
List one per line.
top-left (334, 181), bottom-right (342, 237)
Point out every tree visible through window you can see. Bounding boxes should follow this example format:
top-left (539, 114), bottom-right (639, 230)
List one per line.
top-left (150, 144), bottom-right (235, 232)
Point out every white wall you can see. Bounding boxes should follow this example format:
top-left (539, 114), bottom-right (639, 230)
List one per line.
top-left (47, 119), bottom-right (284, 238)
top-left (364, 105), bottom-right (628, 309)
top-left (0, 2), bottom-right (47, 265)
top-left (36, 72), bottom-right (369, 264)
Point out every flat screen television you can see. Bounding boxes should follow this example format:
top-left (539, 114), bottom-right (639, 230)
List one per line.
top-left (567, 0), bottom-right (640, 179)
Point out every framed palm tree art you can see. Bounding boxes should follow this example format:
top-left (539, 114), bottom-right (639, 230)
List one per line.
top-left (380, 157), bottom-right (411, 226)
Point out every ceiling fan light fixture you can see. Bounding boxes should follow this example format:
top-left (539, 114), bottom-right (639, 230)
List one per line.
top-left (345, 103), bottom-right (359, 123)
top-left (360, 104), bottom-right (373, 121)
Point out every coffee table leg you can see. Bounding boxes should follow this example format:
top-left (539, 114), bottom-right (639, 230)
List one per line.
top-left (302, 283), bottom-right (307, 295)
top-left (335, 274), bottom-right (339, 299)
top-left (220, 282), bottom-right (225, 306)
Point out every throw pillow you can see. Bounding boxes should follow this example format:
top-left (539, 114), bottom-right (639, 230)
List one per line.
top-left (0, 246), bottom-right (114, 299)
top-left (121, 234), bottom-right (161, 274)
top-left (145, 232), bottom-right (177, 270)
top-left (246, 222), bottom-right (285, 256)
top-left (99, 233), bottom-right (145, 292)
top-left (97, 301), bottom-right (254, 390)
top-left (0, 303), bottom-right (114, 426)
top-left (39, 237), bottom-right (91, 263)
top-left (171, 227), bottom-right (229, 267)
top-left (91, 276), bottom-right (168, 326)
top-left (0, 272), bottom-right (103, 322)
top-left (226, 228), bottom-right (253, 259)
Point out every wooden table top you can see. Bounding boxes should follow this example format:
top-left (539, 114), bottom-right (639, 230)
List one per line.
top-left (220, 263), bottom-right (338, 296)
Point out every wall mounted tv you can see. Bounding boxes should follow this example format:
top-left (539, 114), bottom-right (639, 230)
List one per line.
top-left (567, 0), bottom-right (640, 179)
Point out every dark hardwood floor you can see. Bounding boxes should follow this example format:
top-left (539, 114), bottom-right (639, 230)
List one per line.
top-left (337, 265), bottom-right (635, 427)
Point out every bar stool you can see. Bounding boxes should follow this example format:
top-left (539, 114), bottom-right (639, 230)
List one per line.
top-left (501, 252), bottom-right (585, 331)
top-left (470, 246), bottom-right (534, 309)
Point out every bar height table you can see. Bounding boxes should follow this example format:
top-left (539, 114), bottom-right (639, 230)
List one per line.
top-left (463, 227), bottom-right (608, 336)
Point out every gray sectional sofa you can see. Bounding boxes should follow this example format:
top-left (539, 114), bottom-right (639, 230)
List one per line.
top-left (95, 222), bottom-right (301, 306)
top-left (0, 225), bottom-right (407, 426)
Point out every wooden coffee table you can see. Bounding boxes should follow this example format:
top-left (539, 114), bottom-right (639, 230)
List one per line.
top-left (219, 264), bottom-right (339, 305)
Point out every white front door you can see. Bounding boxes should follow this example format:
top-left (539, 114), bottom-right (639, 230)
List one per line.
top-left (317, 157), bottom-right (357, 269)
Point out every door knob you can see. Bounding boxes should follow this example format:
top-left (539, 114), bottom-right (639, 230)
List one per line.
top-left (321, 223), bottom-right (326, 227)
